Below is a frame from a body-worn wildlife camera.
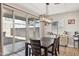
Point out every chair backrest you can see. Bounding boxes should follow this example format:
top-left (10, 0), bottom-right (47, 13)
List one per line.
top-left (57, 37), bottom-right (60, 46)
top-left (53, 38), bottom-right (57, 48)
top-left (53, 37), bottom-right (60, 54)
top-left (53, 37), bottom-right (60, 49)
top-left (30, 39), bottom-right (41, 56)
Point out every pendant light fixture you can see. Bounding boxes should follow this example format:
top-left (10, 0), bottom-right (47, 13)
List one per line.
top-left (40, 3), bottom-right (51, 23)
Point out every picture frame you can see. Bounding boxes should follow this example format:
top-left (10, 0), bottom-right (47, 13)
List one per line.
top-left (68, 19), bottom-right (75, 24)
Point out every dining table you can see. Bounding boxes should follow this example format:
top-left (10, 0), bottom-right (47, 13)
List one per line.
top-left (25, 37), bottom-right (55, 56)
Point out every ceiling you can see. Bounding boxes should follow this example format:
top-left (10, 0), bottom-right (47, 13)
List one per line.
top-left (6, 3), bottom-right (79, 16)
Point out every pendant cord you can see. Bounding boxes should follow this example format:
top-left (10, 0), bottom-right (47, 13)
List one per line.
top-left (46, 3), bottom-right (49, 18)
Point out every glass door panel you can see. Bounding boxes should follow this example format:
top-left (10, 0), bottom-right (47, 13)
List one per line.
top-left (2, 7), bottom-right (13, 55)
top-left (14, 12), bottom-right (26, 55)
top-left (28, 18), bottom-right (40, 40)
top-left (28, 18), bottom-right (35, 39)
top-left (34, 19), bottom-right (40, 39)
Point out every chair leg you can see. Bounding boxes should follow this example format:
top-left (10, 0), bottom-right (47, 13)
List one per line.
top-left (52, 47), bottom-right (54, 56)
top-left (55, 49), bottom-right (57, 56)
top-left (25, 43), bottom-right (28, 56)
top-left (58, 46), bottom-right (60, 54)
top-left (29, 48), bottom-right (32, 56)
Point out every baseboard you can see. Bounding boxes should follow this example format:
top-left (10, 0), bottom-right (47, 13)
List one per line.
top-left (68, 45), bottom-right (74, 48)
top-left (59, 44), bottom-right (74, 48)
top-left (59, 45), bottom-right (67, 47)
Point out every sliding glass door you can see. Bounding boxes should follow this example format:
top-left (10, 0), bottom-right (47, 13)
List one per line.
top-left (2, 7), bottom-right (27, 56)
top-left (2, 4), bottom-right (39, 56)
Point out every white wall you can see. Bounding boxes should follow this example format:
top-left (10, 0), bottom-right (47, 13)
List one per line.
top-left (51, 11), bottom-right (79, 47)
top-left (52, 11), bottom-right (79, 35)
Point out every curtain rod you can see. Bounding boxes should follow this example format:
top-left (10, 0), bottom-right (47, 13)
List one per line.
top-left (3, 3), bottom-right (39, 18)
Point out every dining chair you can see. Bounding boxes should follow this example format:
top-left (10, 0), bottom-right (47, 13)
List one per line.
top-left (56, 37), bottom-right (60, 54)
top-left (48, 38), bottom-right (58, 56)
top-left (30, 39), bottom-right (45, 56)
